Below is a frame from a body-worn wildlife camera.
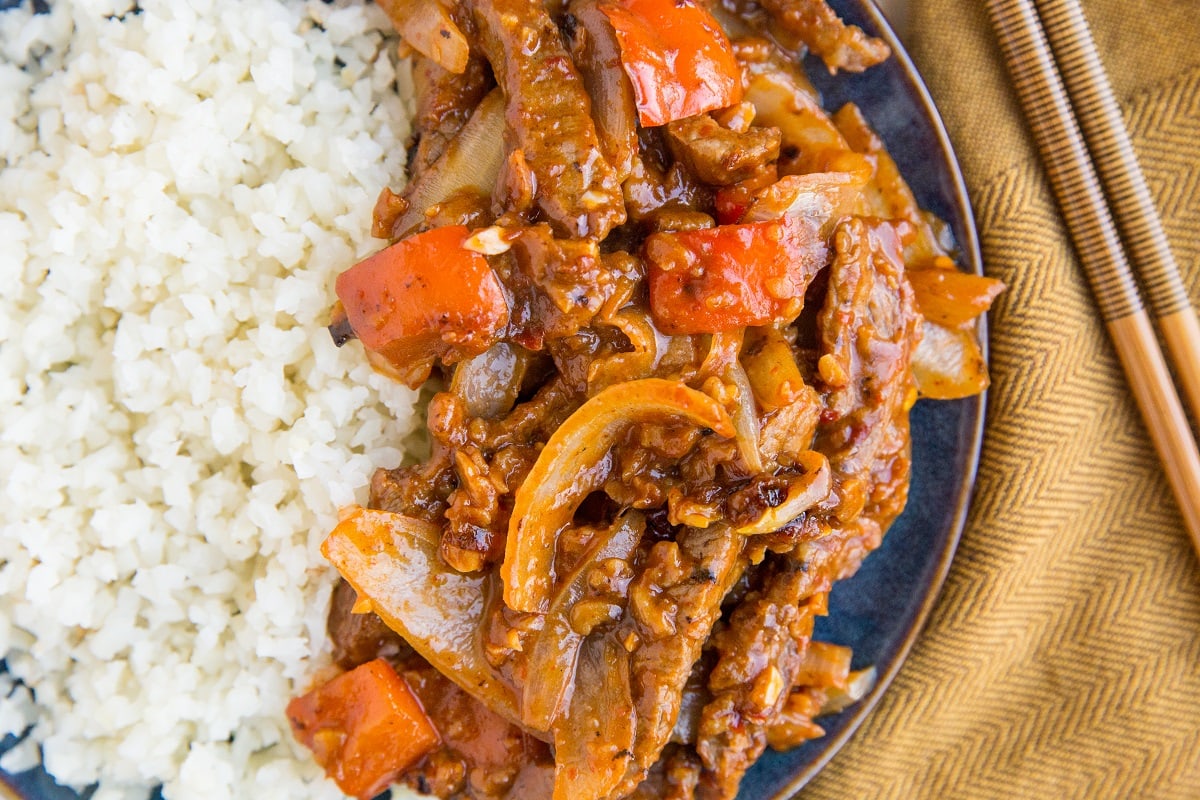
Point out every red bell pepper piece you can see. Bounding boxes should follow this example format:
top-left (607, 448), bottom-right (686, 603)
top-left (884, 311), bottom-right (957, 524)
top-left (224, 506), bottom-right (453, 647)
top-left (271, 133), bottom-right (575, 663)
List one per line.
top-left (334, 226), bottom-right (509, 387)
top-left (601, 0), bottom-right (743, 127)
top-left (645, 217), bottom-right (826, 334)
top-left (287, 658), bottom-right (440, 800)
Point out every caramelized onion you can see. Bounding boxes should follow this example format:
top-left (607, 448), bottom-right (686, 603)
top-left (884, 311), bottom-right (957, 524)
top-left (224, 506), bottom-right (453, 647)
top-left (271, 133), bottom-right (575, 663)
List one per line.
top-left (567, 0), bottom-right (639, 182)
top-left (742, 326), bottom-right (807, 411)
top-left (522, 512), bottom-right (644, 731)
top-left (740, 170), bottom-right (870, 229)
top-left (451, 341), bottom-right (529, 419)
top-left (733, 451), bottom-right (831, 535)
top-left (907, 266), bottom-right (1006, 329)
top-left (697, 330), bottom-right (743, 380)
top-left (551, 634), bottom-right (637, 800)
top-left (911, 320), bottom-right (990, 399)
top-left (792, 640), bottom-right (852, 689)
top-left (586, 309), bottom-right (659, 394)
top-left (832, 102), bottom-right (951, 267)
top-left (502, 379), bottom-right (735, 613)
top-left (743, 67), bottom-right (851, 174)
top-left (725, 358), bottom-right (765, 475)
top-left (819, 666), bottom-right (877, 715)
top-left (321, 507), bottom-right (522, 726)
top-left (376, 0), bottom-right (470, 74)
top-left (392, 89), bottom-right (506, 239)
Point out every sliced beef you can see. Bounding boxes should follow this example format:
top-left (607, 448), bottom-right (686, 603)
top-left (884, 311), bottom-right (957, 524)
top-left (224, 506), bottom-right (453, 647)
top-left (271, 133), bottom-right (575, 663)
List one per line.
top-left (628, 745), bottom-right (704, 800)
top-left (469, 0), bottom-right (625, 239)
top-left (610, 525), bottom-right (746, 797)
top-left (665, 113), bottom-right (781, 187)
top-left (401, 665), bottom-right (553, 800)
top-left (815, 217), bottom-right (922, 479)
top-left (503, 225), bottom-right (625, 346)
top-left (746, 0), bottom-right (890, 72)
top-left (327, 578), bottom-right (411, 670)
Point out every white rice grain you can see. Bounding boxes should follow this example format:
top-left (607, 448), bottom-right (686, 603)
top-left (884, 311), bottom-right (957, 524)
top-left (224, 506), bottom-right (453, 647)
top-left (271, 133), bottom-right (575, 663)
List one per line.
top-left (0, 0), bottom-right (426, 796)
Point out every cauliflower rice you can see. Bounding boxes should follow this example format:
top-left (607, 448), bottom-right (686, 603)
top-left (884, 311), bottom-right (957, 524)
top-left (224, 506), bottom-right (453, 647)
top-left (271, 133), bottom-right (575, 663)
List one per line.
top-left (0, 0), bottom-right (428, 796)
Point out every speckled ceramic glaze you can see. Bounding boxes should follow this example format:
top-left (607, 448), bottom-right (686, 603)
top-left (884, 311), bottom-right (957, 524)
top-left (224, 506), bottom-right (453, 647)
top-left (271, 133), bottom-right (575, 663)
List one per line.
top-left (0, 0), bottom-right (984, 798)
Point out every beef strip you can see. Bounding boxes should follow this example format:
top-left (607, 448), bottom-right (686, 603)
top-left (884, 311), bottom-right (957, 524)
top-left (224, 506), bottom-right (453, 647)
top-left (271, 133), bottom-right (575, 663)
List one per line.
top-left (442, 443), bottom-right (511, 572)
top-left (694, 552), bottom-right (820, 799)
top-left (757, 382), bottom-right (822, 464)
top-left (551, 632), bottom-right (638, 800)
top-left (544, 524), bottom-right (744, 800)
top-left (370, 454), bottom-right (457, 524)
top-left (664, 113), bottom-right (781, 187)
top-left (623, 129), bottom-right (716, 224)
top-left (628, 745), bottom-right (704, 800)
top-left (730, 0), bottom-right (890, 73)
top-left (503, 225), bottom-right (628, 346)
top-left (468, 372), bottom-right (582, 450)
top-left (469, 0), bottom-right (625, 239)
top-left (369, 388), bottom-right (470, 523)
top-left (327, 578), bottom-right (411, 670)
top-left (610, 524), bottom-right (746, 797)
top-left (815, 218), bottom-right (922, 477)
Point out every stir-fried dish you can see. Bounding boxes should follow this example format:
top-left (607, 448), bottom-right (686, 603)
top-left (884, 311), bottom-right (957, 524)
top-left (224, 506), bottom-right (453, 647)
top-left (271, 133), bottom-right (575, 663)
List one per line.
top-left (285, 0), bottom-right (1004, 798)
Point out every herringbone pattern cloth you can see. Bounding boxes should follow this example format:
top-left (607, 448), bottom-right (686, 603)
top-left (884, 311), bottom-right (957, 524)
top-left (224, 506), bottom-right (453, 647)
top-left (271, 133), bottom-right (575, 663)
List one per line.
top-left (802, 1), bottom-right (1200, 797)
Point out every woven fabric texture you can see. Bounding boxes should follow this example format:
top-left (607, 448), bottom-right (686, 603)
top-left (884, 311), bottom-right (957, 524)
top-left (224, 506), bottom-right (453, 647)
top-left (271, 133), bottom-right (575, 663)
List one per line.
top-left (802, 1), bottom-right (1200, 797)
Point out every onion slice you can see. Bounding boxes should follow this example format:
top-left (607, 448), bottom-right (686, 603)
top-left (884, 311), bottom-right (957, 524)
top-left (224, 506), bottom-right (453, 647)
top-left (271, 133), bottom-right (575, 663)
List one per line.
top-left (725, 358), bottom-right (765, 475)
top-left (502, 379), bottom-right (735, 613)
top-left (819, 666), bottom-right (877, 716)
top-left (451, 341), bottom-right (529, 419)
top-left (376, 0), bottom-right (470, 74)
top-left (743, 68), bottom-right (850, 174)
top-left (793, 640), bottom-right (852, 689)
top-left (586, 308), bottom-right (659, 394)
top-left (522, 512), bottom-right (644, 731)
top-left (911, 320), bottom-right (990, 399)
top-left (550, 633), bottom-right (637, 800)
top-left (733, 451), bottom-right (831, 535)
top-left (391, 89), bottom-right (506, 239)
top-left (322, 506), bottom-right (522, 726)
top-left (568, 0), bottom-right (639, 182)
top-left (740, 170), bottom-right (870, 229)
top-left (742, 326), bottom-right (807, 411)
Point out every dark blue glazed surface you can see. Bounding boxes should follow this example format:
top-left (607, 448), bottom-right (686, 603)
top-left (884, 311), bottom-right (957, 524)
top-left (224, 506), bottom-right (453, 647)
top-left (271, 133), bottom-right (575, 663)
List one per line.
top-left (0, 0), bottom-right (984, 798)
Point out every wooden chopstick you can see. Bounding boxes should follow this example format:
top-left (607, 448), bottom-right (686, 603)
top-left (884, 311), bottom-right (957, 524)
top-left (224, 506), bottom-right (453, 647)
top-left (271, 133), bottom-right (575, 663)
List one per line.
top-left (985, 0), bottom-right (1200, 558)
top-left (1033, 0), bottom-right (1200, 428)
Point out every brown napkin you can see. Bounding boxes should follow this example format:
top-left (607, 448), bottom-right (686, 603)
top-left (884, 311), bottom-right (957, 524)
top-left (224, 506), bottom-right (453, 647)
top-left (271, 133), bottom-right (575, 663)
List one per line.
top-left (802, 1), bottom-right (1200, 797)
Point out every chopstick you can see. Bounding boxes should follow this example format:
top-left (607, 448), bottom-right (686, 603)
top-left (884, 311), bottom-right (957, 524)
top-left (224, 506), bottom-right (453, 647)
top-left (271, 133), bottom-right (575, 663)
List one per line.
top-left (1033, 0), bottom-right (1200, 428)
top-left (985, 0), bottom-right (1200, 558)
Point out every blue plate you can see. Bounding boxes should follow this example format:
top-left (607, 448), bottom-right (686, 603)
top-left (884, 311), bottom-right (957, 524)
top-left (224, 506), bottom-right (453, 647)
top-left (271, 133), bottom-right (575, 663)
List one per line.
top-left (0, 0), bottom-right (984, 797)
